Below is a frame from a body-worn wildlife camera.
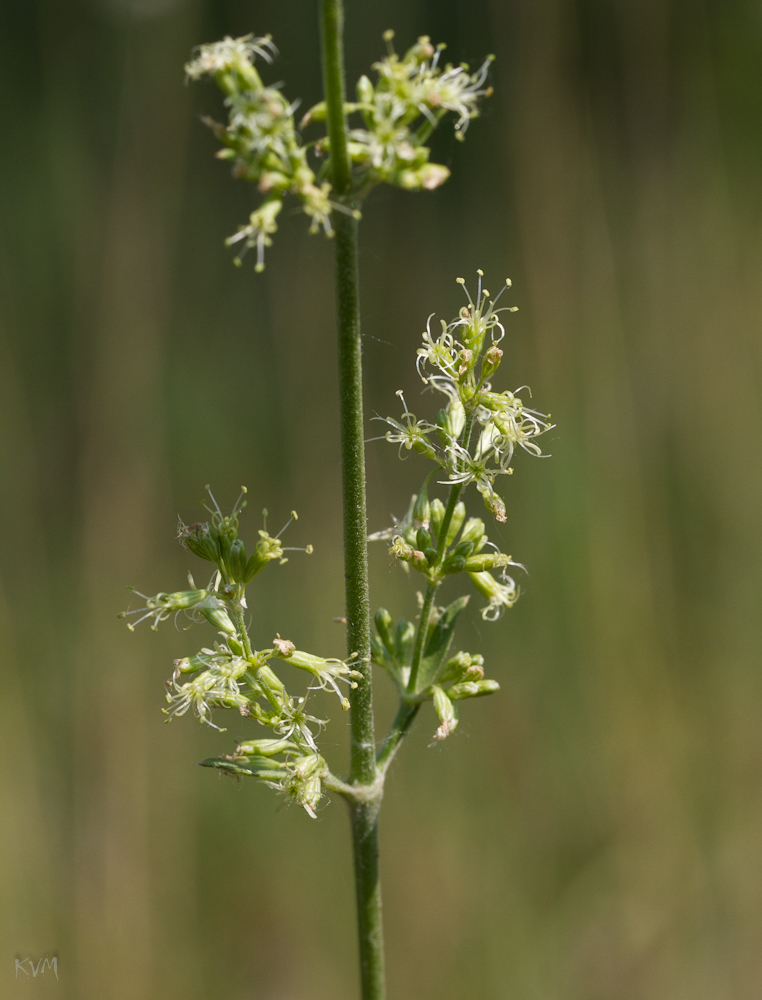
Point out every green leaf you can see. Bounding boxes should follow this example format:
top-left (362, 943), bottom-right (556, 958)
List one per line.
top-left (199, 755), bottom-right (287, 780)
top-left (415, 595), bottom-right (470, 692)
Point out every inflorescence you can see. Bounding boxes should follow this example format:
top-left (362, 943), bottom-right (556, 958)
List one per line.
top-left (121, 487), bottom-right (358, 818)
top-left (186, 30), bottom-right (493, 270)
top-left (367, 273), bottom-right (553, 740)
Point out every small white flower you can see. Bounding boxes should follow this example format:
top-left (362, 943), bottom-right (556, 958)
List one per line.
top-left (185, 34), bottom-right (277, 80)
top-left (468, 570), bottom-right (519, 621)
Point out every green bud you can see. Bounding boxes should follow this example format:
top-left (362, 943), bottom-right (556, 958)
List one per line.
top-left (173, 654), bottom-right (207, 675)
top-left (481, 344), bottom-right (503, 380)
top-left (441, 555), bottom-right (466, 574)
top-left (404, 163), bottom-right (450, 191)
top-left (356, 74), bottom-right (374, 105)
top-left (464, 552), bottom-right (511, 573)
top-left (459, 517), bottom-right (486, 547)
top-left (256, 663), bottom-right (286, 709)
top-left (371, 631), bottom-right (390, 668)
top-left (450, 539), bottom-right (476, 560)
top-left (430, 498), bottom-right (446, 539)
top-left (201, 603), bottom-right (236, 635)
top-left (442, 540), bottom-right (474, 573)
top-left (438, 651), bottom-right (485, 685)
top-left (423, 547), bottom-right (438, 565)
top-left (416, 526), bottom-right (433, 552)
top-left (432, 685), bottom-right (459, 740)
top-left (157, 589), bottom-right (207, 610)
top-left (235, 738), bottom-right (296, 757)
top-left (179, 521), bottom-right (220, 563)
top-left (226, 537), bottom-right (248, 582)
top-left (300, 101), bottom-right (327, 126)
top-left (445, 501), bottom-right (467, 548)
top-left (413, 485), bottom-right (431, 529)
top-left (448, 679), bottom-right (500, 700)
top-left (375, 608), bottom-right (396, 656)
top-left (395, 618), bottom-right (416, 666)
top-left (228, 636), bottom-right (244, 656)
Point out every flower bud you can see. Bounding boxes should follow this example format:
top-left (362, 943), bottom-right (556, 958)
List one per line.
top-left (444, 501), bottom-right (467, 548)
top-left (442, 539), bottom-right (475, 575)
top-left (459, 517), bottom-right (486, 548)
top-left (464, 551), bottom-right (510, 573)
top-left (432, 685), bottom-right (459, 740)
top-left (371, 631), bottom-right (390, 668)
top-left (235, 738), bottom-right (296, 757)
top-left (173, 654), bottom-right (206, 676)
top-left (416, 527), bottom-right (433, 552)
top-left (226, 537), bottom-right (248, 582)
top-left (256, 663), bottom-right (286, 708)
top-left (374, 608), bottom-right (396, 656)
top-left (300, 101), bottom-right (326, 126)
top-left (481, 344), bottom-right (503, 380)
top-left (356, 74), bottom-right (374, 105)
top-left (448, 679), bottom-right (500, 700)
top-left (395, 618), bottom-right (416, 665)
top-left (201, 603), bottom-right (236, 635)
top-left (413, 486), bottom-right (431, 529)
top-left (179, 521), bottom-right (220, 563)
top-left (438, 651), bottom-right (485, 685)
top-left (228, 636), bottom-right (244, 656)
top-left (416, 163), bottom-right (450, 190)
top-left (430, 498), bottom-right (446, 539)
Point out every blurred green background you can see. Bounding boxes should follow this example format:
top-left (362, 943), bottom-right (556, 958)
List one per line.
top-left (2, 0), bottom-right (762, 997)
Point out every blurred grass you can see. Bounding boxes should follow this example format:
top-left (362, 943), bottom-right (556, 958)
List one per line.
top-left (1, 0), bottom-right (762, 997)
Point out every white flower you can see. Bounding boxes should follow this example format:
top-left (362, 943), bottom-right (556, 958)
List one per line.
top-left (377, 391), bottom-right (438, 460)
top-left (185, 34), bottom-right (277, 81)
top-left (468, 570), bottom-right (519, 621)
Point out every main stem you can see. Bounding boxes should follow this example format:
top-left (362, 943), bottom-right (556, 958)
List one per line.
top-left (320, 3), bottom-right (384, 1000)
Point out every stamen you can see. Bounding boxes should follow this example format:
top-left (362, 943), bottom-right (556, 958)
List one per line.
top-left (204, 484), bottom-right (222, 517)
top-left (231, 485), bottom-right (248, 519)
top-left (276, 510), bottom-right (298, 538)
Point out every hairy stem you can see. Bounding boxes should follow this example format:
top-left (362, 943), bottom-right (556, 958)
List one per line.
top-left (230, 604), bottom-right (253, 658)
top-left (320, 3), bottom-right (384, 999)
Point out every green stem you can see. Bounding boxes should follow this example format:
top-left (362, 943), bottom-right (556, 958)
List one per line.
top-left (376, 700), bottom-right (420, 773)
top-left (320, 4), bottom-right (384, 1000)
top-left (406, 482), bottom-right (463, 692)
top-left (230, 604), bottom-right (253, 658)
top-left (407, 582), bottom-right (438, 693)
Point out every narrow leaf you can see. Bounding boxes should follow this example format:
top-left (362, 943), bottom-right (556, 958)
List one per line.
top-left (415, 595), bottom-right (470, 692)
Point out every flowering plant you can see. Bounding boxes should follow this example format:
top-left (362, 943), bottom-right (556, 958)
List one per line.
top-left (123, 13), bottom-right (550, 1000)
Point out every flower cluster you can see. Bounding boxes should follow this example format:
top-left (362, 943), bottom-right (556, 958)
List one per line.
top-left (121, 487), bottom-right (357, 817)
top-left (304, 32), bottom-right (493, 194)
top-left (369, 274), bottom-right (554, 739)
top-left (371, 593), bottom-right (500, 740)
top-left (370, 489), bottom-right (521, 621)
top-left (186, 34), bottom-right (333, 271)
top-left (381, 272), bottom-right (554, 522)
top-left (188, 31), bottom-right (493, 269)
